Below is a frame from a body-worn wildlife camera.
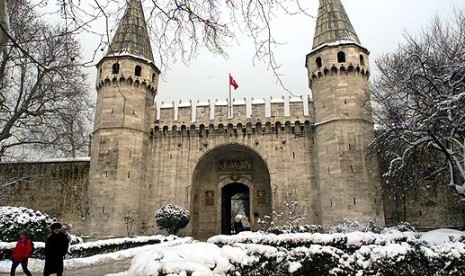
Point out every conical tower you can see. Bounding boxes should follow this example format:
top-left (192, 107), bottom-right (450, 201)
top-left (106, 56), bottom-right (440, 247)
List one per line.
top-left (306, 0), bottom-right (384, 225)
top-left (87, 0), bottom-right (160, 237)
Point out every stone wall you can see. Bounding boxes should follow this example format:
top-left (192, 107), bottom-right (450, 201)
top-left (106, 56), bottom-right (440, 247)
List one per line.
top-left (0, 159), bottom-right (90, 234)
top-left (146, 117), bottom-right (318, 240)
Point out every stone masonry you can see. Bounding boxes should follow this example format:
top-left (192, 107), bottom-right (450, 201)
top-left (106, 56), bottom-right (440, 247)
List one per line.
top-left (1, 0), bottom-right (464, 240)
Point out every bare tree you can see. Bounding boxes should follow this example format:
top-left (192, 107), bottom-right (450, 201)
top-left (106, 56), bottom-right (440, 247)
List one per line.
top-left (0, 0), bottom-right (93, 161)
top-left (0, 0), bottom-right (10, 54)
top-left (1, 0), bottom-right (314, 92)
top-left (122, 204), bottom-right (138, 237)
top-left (0, 172), bottom-right (34, 205)
top-left (371, 10), bottom-right (465, 197)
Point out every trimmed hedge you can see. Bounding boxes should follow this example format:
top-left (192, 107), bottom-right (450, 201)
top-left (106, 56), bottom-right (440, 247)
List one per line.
top-left (0, 235), bottom-right (176, 260)
top-left (208, 231), bottom-right (465, 275)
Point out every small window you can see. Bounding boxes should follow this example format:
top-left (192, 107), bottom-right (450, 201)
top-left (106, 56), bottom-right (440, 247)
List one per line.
top-left (337, 51), bottom-right (346, 63)
top-left (360, 54), bottom-right (365, 66)
top-left (152, 73), bottom-right (156, 83)
top-left (135, 65), bottom-right (142, 76)
top-left (112, 63), bottom-right (120, 74)
top-left (316, 57), bottom-right (322, 68)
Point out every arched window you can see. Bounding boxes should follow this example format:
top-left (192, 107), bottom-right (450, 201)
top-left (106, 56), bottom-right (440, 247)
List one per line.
top-left (337, 51), bottom-right (346, 63)
top-left (112, 63), bottom-right (120, 74)
top-left (135, 65), bottom-right (142, 76)
top-left (316, 57), bottom-right (322, 68)
top-left (152, 73), bottom-right (156, 83)
top-left (359, 54), bottom-right (365, 66)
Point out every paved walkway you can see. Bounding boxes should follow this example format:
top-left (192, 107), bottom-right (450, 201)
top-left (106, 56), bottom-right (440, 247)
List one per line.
top-left (65, 257), bottom-right (132, 275)
top-left (2, 257), bottom-right (132, 276)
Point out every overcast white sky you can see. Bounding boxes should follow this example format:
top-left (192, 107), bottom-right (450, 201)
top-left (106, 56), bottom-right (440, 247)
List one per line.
top-left (83, 0), bottom-right (464, 106)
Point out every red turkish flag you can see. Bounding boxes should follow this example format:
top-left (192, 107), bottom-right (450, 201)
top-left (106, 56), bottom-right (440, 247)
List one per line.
top-left (229, 74), bottom-right (239, 90)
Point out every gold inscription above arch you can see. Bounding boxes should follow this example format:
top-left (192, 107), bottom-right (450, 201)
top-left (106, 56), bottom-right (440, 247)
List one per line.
top-left (218, 159), bottom-right (253, 172)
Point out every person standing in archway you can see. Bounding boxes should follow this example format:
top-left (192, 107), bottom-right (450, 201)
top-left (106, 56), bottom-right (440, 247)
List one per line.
top-left (233, 216), bottom-right (243, 234)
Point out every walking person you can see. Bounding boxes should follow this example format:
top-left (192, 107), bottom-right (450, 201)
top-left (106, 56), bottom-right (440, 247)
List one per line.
top-left (43, 223), bottom-right (69, 276)
top-left (10, 229), bottom-right (33, 276)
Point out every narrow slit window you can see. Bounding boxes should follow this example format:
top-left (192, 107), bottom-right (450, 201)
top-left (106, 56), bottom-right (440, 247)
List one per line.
top-left (360, 54), bottom-right (365, 66)
top-left (112, 63), bottom-right (120, 74)
top-left (135, 65), bottom-right (142, 76)
top-left (337, 51), bottom-right (346, 63)
top-left (316, 57), bottom-right (322, 68)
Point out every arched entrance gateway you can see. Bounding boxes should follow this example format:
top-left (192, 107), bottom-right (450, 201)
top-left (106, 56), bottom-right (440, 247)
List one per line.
top-left (191, 144), bottom-right (271, 240)
top-left (222, 183), bottom-right (250, 235)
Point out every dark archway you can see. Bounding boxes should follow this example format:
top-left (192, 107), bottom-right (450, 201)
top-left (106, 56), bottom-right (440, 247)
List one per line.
top-left (221, 183), bottom-right (249, 234)
top-left (191, 143), bottom-right (271, 240)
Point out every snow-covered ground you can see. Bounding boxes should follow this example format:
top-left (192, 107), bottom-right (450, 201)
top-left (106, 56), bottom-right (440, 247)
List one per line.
top-left (1, 229), bottom-right (464, 275)
top-left (1, 237), bottom-right (193, 275)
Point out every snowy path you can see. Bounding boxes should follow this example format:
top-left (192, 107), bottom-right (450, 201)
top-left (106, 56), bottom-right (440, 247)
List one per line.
top-left (1, 237), bottom-right (194, 276)
top-left (1, 257), bottom-right (131, 276)
top-left (65, 257), bottom-right (132, 276)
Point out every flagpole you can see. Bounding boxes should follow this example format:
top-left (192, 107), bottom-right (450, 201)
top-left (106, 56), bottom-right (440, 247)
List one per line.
top-left (228, 74), bottom-right (232, 118)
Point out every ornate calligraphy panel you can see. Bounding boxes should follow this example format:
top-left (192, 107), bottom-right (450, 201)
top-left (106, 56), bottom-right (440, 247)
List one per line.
top-left (218, 159), bottom-right (253, 172)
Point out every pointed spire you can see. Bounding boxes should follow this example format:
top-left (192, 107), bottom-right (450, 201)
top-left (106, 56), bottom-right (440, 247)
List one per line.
top-left (106, 0), bottom-right (154, 61)
top-left (312, 0), bottom-right (360, 49)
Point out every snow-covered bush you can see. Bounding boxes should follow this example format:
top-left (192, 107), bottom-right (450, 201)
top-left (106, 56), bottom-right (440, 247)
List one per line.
top-left (0, 206), bottom-right (55, 242)
top-left (68, 233), bottom-right (84, 245)
top-left (383, 222), bottom-right (416, 233)
top-left (257, 200), bottom-right (307, 233)
top-left (327, 218), bottom-right (381, 234)
top-left (0, 235), bottom-right (178, 260)
top-left (154, 204), bottom-right (190, 235)
top-left (125, 229), bottom-right (465, 275)
top-left (260, 219), bottom-right (381, 235)
top-left (205, 230), bottom-right (465, 275)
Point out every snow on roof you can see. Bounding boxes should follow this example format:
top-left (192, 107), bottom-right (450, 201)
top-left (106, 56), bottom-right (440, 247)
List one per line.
top-left (215, 100), bottom-right (228, 106)
top-left (251, 98), bottom-right (265, 105)
top-left (233, 99), bottom-right (246, 105)
top-left (105, 52), bottom-right (157, 68)
top-left (270, 97), bottom-right (285, 103)
top-left (160, 102), bottom-right (174, 108)
top-left (196, 101), bottom-right (210, 106)
top-left (178, 101), bottom-right (191, 108)
top-left (289, 96), bottom-right (304, 103)
top-left (310, 40), bottom-right (367, 54)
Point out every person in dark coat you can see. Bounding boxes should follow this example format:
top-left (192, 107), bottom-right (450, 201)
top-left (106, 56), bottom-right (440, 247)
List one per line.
top-left (233, 217), bottom-right (243, 234)
top-left (43, 223), bottom-right (69, 276)
top-left (10, 229), bottom-right (33, 276)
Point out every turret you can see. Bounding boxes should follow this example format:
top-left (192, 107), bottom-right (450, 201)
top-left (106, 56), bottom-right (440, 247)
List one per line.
top-left (307, 0), bottom-right (384, 225)
top-left (87, 0), bottom-right (160, 237)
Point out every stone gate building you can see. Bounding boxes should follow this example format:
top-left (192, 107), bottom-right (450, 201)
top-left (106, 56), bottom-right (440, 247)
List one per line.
top-left (87, 0), bottom-right (384, 239)
top-left (2, 0), bottom-right (464, 239)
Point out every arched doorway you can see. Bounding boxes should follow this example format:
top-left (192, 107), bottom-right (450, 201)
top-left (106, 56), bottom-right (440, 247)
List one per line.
top-left (222, 183), bottom-right (249, 234)
top-left (190, 144), bottom-right (271, 240)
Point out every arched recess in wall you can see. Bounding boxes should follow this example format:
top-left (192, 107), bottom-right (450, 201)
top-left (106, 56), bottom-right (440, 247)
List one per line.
top-left (190, 143), bottom-right (271, 239)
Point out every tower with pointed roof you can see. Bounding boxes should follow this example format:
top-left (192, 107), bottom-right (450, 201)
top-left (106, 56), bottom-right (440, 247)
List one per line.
top-left (87, 0), bottom-right (160, 236)
top-left (306, 0), bottom-right (384, 225)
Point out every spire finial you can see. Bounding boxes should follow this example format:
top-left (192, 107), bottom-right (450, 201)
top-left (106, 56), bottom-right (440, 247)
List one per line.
top-left (106, 0), bottom-right (154, 61)
top-left (312, 0), bottom-right (360, 49)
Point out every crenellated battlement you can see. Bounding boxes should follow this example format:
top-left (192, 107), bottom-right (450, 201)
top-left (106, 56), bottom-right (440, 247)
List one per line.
top-left (96, 75), bottom-right (158, 95)
top-left (309, 63), bottom-right (370, 86)
top-left (153, 96), bottom-right (315, 136)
